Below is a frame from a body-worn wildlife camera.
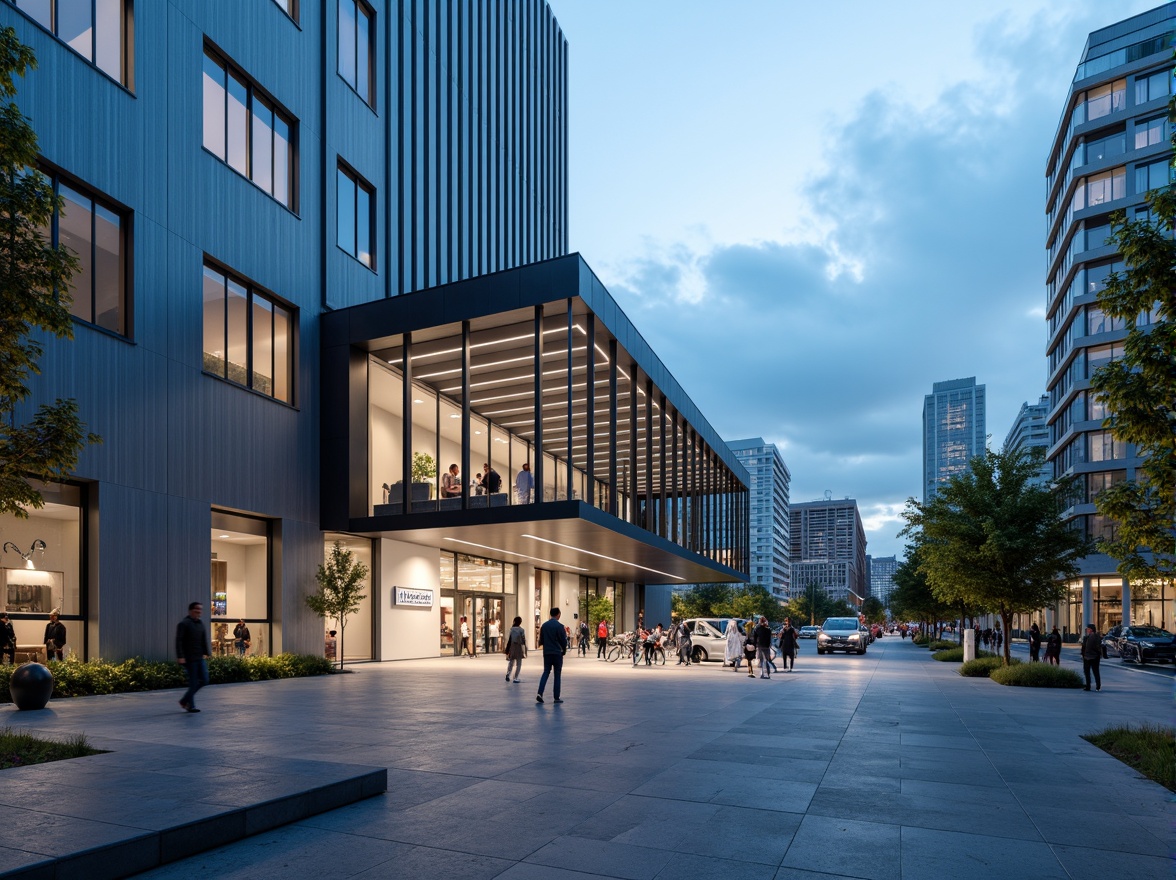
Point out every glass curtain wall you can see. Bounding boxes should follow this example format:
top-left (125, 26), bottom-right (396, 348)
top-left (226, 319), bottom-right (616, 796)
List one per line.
top-left (364, 300), bottom-right (748, 571)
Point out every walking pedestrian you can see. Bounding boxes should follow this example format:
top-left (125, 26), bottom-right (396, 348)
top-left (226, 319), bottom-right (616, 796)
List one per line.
top-left (596, 619), bottom-right (609, 659)
top-left (753, 616), bottom-right (773, 679)
top-left (459, 616), bottom-right (475, 657)
top-left (536, 607), bottom-right (568, 703)
top-left (578, 620), bottom-right (590, 656)
top-left (504, 615), bottom-right (526, 683)
top-left (1045, 625), bottom-right (1062, 666)
top-left (777, 618), bottom-right (799, 672)
top-left (488, 619), bottom-right (501, 653)
top-left (1080, 624), bottom-right (1102, 691)
top-left (176, 601), bottom-right (211, 713)
top-left (743, 620), bottom-right (758, 677)
top-left (674, 619), bottom-right (692, 666)
top-left (1028, 623), bottom-right (1042, 662)
top-left (233, 619), bottom-right (250, 656)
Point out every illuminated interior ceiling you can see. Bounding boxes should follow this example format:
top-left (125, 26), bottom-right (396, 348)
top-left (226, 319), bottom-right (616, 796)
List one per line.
top-left (369, 299), bottom-right (678, 489)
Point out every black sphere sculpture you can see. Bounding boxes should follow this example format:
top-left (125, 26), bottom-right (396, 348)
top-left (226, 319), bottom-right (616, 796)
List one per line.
top-left (10, 662), bottom-right (54, 710)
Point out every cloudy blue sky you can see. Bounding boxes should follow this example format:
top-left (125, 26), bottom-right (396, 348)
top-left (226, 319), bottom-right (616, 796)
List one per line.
top-left (549, 0), bottom-right (1169, 560)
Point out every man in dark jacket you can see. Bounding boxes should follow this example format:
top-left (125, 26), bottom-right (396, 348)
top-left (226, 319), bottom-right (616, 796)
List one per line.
top-left (778, 618), bottom-right (800, 672)
top-left (536, 607), bottom-right (568, 704)
top-left (176, 602), bottom-right (212, 712)
top-left (43, 612), bottom-right (67, 660)
top-left (753, 616), bottom-right (774, 679)
top-left (1028, 623), bottom-right (1043, 662)
top-left (0, 612), bottom-right (15, 665)
top-left (1080, 624), bottom-right (1102, 691)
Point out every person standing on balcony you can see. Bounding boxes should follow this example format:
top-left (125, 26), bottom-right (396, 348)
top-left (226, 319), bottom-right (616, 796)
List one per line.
top-left (515, 462), bottom-right (533, 503)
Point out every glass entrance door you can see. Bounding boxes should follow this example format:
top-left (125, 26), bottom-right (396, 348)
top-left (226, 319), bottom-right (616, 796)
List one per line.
top-left (439, 594), bottom-right (455, 655)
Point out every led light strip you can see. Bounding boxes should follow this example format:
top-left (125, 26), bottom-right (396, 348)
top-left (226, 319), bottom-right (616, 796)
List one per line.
top-left (521, 534), bottom-right (685, 581)
top-left (443, 537), bottom-right (589, 571)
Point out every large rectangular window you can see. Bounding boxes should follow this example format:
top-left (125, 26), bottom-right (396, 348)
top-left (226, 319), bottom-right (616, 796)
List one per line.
top-left (202, 262), bottom-right (295, 403)
top-left (12, 0), bottom-right (130, 84)
top-left (1135, 70), bottom-right (1172, 105)
top-left (1134, 116), bottom-right (1166, 150)
top-left (1135, 159), bottom-right (1170, 194)
top-left (202, 47), bottom-right (295, 209)
top-left (338, 0), bottom-right (373, 105)
top-left (1088, 430), bottom-right (1125, 463)
top-left (46, 171), bottom-right (128, 336)
top-left (337, 163), bottom-right (374, 268)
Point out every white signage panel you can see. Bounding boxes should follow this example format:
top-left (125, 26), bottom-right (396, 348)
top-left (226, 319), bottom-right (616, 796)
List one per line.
top-left (393, 586), bottom-right (434, 607)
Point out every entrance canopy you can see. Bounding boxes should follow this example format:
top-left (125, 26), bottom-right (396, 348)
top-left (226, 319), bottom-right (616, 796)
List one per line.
top-left (322, 254), bottom-right (749, 585)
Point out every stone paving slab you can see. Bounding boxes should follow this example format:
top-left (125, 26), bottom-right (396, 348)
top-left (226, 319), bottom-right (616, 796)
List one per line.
top-left (1, 636), bottom-right (1171, 879)
top-left (0, 735), bottom-right (386, 880)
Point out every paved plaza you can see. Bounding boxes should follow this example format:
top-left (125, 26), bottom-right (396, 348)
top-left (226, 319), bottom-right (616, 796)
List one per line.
top-left (1, 635), bottom-right (1172, 879)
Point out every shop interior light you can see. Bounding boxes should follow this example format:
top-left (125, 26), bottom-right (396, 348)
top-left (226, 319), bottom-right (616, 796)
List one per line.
top-left (3, 539), bottom-right (47, 570)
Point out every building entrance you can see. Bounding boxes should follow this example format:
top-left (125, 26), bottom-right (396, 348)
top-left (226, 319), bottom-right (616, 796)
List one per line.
top-left (441, 592), bottom-right (512, 656)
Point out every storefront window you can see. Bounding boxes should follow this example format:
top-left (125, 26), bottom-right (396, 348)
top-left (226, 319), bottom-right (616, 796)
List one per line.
top-left (1092, 576), bottom-right (1123, 632)
top-left (322, 533), bottom-right (374, 662)
top-left (438, 551), bottom-right (517, 655)
top-left (1131, 579), bottom-right (1173, 631)
top-left (1, 483), bottom-right (84, 660)
top-left (210, 511), bottom-right (271, 656)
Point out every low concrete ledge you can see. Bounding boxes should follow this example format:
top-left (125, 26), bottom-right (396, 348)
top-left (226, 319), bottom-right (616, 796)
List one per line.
top-left (0, 752), bottom-right (386, 880)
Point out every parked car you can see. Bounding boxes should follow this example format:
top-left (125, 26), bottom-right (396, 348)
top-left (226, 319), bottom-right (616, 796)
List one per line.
top-left (817, 617), bottom-right (867, 655)
top-left (681, 618), bottom-right (748, 663)
top-left (1101, 625), bottom-right (1123, 658)
top-left (1110, 626), bottom-right (1176, 665)
top-left (799, 625), bottom-right (820, 639)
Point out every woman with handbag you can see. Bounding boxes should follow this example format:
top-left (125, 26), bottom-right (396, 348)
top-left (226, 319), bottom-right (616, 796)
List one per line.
top-left (504, 616), bottom-right (527, 683)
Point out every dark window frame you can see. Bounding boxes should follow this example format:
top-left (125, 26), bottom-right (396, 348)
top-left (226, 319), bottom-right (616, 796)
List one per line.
top-left (337, 0), bottom-right (375, 106)
top-left (271, 0), bottom-right (298, 24)
top-left (42, 164), bottom-right (132, 339)
top-left (7, 0), bottom-right (134, 88)
top-left (337, 160), bottom-right (376, 270)
top-left (202, 43), bottom-right (298, 212)
top-left (202, 258), bottom-right (297, 405)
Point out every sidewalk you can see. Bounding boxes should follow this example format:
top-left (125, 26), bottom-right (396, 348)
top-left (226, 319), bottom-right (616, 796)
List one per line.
top-left (2, 637), bottom-right (1171, 880)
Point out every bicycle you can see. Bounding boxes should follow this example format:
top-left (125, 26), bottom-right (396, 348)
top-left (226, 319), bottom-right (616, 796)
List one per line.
top-left (605, 633), bottom-right (637, 663)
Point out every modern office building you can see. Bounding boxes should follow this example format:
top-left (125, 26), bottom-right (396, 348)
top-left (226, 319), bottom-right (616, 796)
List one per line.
top-left (789, 496), bottom-right (867, 607)
top-left (1044, 5), bottom-right (1174, 635)
top-left (867, 554), bottom-right (898, 610)
top-left (922, 377), bottom-right (986, 502)
top-left (0, 0), bottom-right (748, 662)
top-left (1003, 395), bottom-right (1052, 487)
top-left (726, 438), bottom-right (790, 602)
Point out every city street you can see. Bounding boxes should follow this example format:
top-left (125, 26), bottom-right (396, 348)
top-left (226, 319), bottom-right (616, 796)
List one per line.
top-left (3, 634), bottom-right (1170, 880)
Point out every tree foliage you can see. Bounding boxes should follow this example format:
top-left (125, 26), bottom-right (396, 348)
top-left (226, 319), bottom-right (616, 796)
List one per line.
top-left (888, 543), bottom-right (952, 628)
top-left (860, 596), bottom-right (886, 625)
top-left (0, 27), bottom-right (98, 517)
top-left (901, 447), bottom-right (1090, 664)
top-left (780, 584), bottom-right (853, 627)
top-left (1089, 124), bottom-right (1175, 593)
top-left (305, 542), bottom-right (369, 669)
top-left (579, 593), bottom-right (614, 631)
top-left (671, 583), bottom-right (780, 623)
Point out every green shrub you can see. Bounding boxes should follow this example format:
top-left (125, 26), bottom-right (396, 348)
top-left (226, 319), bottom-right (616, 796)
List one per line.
top-left (1083, 725), bottom-right (1175, 792)
top-left (0, 727), bottom-right (103, 769)
top-left (0, 653), bottom-right (332, 703)
top-left (933, 647), bottom-right (996, 662)
top-left (959, 656), bottom-right (1019, 677)
top-left (990, 662), bottom-right (1082, 688)
top-left (928, 639), bottom-right (959, 651)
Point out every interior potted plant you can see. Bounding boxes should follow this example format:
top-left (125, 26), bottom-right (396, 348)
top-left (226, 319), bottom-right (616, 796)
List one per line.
top-left (411, 451), bottom-right (437, 502)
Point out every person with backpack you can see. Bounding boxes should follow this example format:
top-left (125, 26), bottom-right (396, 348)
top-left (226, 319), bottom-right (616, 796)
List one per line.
top-left (578, 619), bottom-right (590, 656)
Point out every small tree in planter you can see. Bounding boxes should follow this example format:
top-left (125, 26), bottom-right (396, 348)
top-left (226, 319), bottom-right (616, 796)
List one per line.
top-left (306, 542), bottom-right (368, 670)
top-left (411, 452), bottom-right (437, 500)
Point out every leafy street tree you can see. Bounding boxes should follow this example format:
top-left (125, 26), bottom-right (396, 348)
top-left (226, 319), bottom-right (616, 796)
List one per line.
top-left (1089, 156), bottom-right (1175, 601)
top-left (672, 583), bottom-right (734, 620)
top-left (305, 541), bottom-right (369, 669)
top-left (579, 593), bottom-right (614, 633)
top-left (860, 596), bottom-right (886, 626)
top-left (729, 584), bottom-right (781, 622)
top-left (901, 447), bottom-right (1090, 665)
top-left (782, 584), bottom-right (852, 627)
top-left (888, 543), bottom-right (953, 636)
top-left (0, 28), bottom-right (98, 517)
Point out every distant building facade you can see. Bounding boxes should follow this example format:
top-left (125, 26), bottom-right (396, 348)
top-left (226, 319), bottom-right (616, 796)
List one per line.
top-left (727, 438), bottom-right (791, 602)
top-left (868, 555), bottom-right (898, 609)
top-left (790, 497), bottom-right (867, 607)
top-left (1044, 5), bottom-right (1174, 635)
top-left (1004, 395), bottom-right (1052, 487)
top-left (923, 377), bottom-right (987, 502)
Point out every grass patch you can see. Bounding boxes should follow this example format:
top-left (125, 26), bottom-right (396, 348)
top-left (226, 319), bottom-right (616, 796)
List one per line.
top-left (933, 647), bottom-right (996, 662)
top-left (0, 653), bottom-right (334, 703)
top-left (928, 639), bottom-right (960, 651)
top-left (958, 656), bottom-right (1019, 677)
top-left (0, 727), bottom-right (103, 770)
top-left (990, 662), bottom-right (1081, 688)
top-left (1082, 725), bottom-right (1175, 792)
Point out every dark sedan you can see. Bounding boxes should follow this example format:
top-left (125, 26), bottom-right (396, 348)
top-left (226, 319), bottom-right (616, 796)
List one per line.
top-left (1101, 625), bottom-right (1123, 658)
top-left (1110, 626), bottom-right (1176, 665)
